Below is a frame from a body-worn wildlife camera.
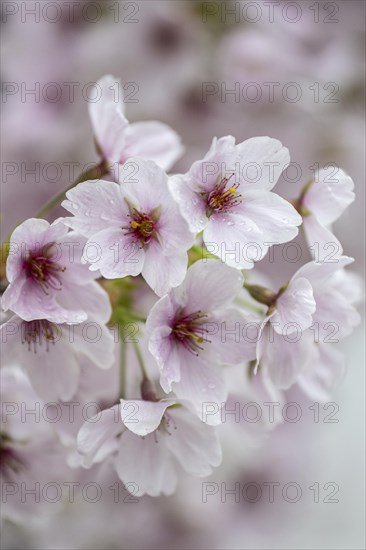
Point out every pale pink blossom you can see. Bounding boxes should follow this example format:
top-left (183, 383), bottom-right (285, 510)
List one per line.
top-left (254, 256), bottom-right (360, 389)
top-left (90, 74), bottom-right (184, 171)
top-left (1, 218), bottom-right (111, 324)
top-left (1, 314), bottom-right (115, 402)
top-left (300, 167), bottom-right (355, 260)
top-left (62, 158), bottom-right (194, 296)
top-left (169, 135), bottom-right (301, 269)
top-left (146, 260), bottom-right (256, 422)
top-left (1, 367), bottom-right (71, 523)
top-left (77, 398), bottom-right (222, 497)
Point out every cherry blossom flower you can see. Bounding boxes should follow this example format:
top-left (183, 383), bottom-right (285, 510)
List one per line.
top-left (77, 398), bottom-right (222, 497)
top-left (89, 74), bottom-right (184, 171)
top-left (168, 135), bottom-right (302, 269)
top-left (1, 218), bottom-right (111, 324)
top-left (252, 256), bottom-right (360, 389)
top-left (0, 314), bottom-right (115, 402)
top-left (293, 256), bottom-right (361, 340)
top-left (1, 367), bottom-right (71, 523)
top-left (146, 260), bottom-right (257, 422)
top-left (297, 166), bottom-right (355, 260)
top-left (62, 158), bottom-right (194, 296)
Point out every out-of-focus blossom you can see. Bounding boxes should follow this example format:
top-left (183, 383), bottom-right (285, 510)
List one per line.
top-left (297, 167), bottom-right (355, 260)
top-left (89, 74), bottom-right (184, 170)
top-left (0, 367), bottom-right (71, 523)
top-left (251, 256), bottom-right (360, 390)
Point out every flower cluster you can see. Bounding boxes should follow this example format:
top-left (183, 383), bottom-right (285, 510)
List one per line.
top-left (1, 75), bottom-right (361, 507)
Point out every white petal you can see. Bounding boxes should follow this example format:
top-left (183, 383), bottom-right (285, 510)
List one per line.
top-left (293, 256), bottom-right (354, 289)
top-left (235, 136), bottom-right (290, 190)
top-left (172, 351), bottom-right (227, 425)
top-left (166, 407), bottom-right (222, 476)
top-left (77, 405), bottom-right (122, 467)
top-left (204, 307), bottom-right (257, 364)
top-left (120, 398), bottom-right (177, 436)
top-left (297, 344), bottom-right (346, 402)
top-left (258, 327), bottom-right (318, 390)
top-left (170, 258), bottom-right (244, 313)
top-left (148, 325), bottom-right (181, 393)
top-left (115, 430), bottom-right (177, 496)
top-left (24, 341), bottom-right (80, 402)
top-left (72, 319), bottom-right (115, 368)
top-left (62, 179), bottom-right (126, 237)
top-left (304, 167), bottom-right (355, 225)
top-left (168, 175), bottom-right (208, 233)
top-left (302, 215), bottom-right (343, 261)
top-left (117, 157), bottom-right (169, 212)
top-left (59, 280), bottom-right (112, 324)
top-left (238, 189), bottom-right (301, 244)
top-left (84, 228), bottom-right (145, 278)
top-left (122, 121), bottom-right (184, 170)
top-left (312, 288), bottom-right (361, 340)
top-left (203, 214), bottom-right (267, 269)
top-left (272, 277), bottom-right (316, 334)
top-left (88, 74), bottom-right (128, 162)
top-left (142, 240), bottom-right (188, 297)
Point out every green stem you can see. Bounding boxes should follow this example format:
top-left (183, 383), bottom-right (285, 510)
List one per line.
top-left (189, 244), bottom-right (219, 264)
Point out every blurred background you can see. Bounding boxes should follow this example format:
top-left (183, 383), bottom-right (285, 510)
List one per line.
top-left (1, 1), bottom-right (365, 548)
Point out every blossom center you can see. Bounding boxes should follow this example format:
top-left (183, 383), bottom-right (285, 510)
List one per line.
top-left (21, 319), bottom-right (60, 353)
top-left (171, 310), bottom-right (209, 355)
top-left (23, 243), bottom-right (65, 294)
top-left (205, 174), bottom-right (242, 214)
top-left (125, 207), bottom-right (160, 246)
